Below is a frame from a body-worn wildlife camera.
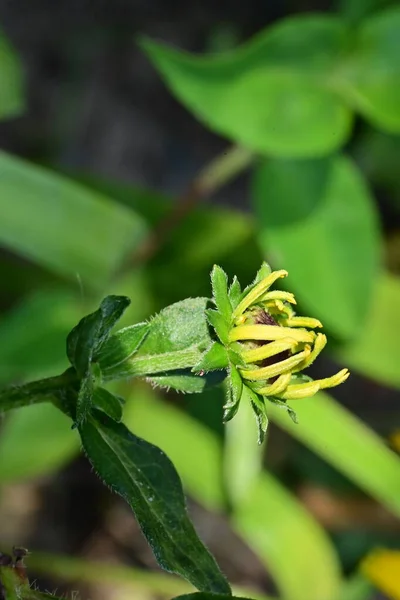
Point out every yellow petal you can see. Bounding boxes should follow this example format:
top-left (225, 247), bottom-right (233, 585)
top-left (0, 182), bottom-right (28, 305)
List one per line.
top-left (362, 549), bottom-right (400, 600)
top-left (240, 347), bottom-right (310, 381)
top-left (292, 333), bottom-right (327, 372)
top-left (240, 337), bottom-right (299, 363)
top-left (229, 324), bottom-right (315, 344)
top-left (279, 380), bottom-right (321, 400)
top-left (259, 290), bottom-right (296, 304)
top-left (257, 372), bottom-right (292, 395)
top-left (282, 316), bottom-right (323, 329)
top-left (232, 270), bottom-right (288, 319)
top-left (317, 368), bottom-right (350, 389)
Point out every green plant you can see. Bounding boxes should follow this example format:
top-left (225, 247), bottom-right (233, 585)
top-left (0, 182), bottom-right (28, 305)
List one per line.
top-left (0, 3), bottom-right (400, 600)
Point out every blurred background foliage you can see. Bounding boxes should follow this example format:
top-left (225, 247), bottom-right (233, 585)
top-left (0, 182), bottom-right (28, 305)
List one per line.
top-left (0, 0), bottom-right (399, 599)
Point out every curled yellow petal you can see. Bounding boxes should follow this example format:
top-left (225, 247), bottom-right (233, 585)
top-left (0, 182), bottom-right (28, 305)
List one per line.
top-left (240, 337), bottom-right (299, 363)
top-left (282, 316), bottom-right (323, 329)
top-left (260, 290), bottom-right (296, 304)
top-left (361, 549), bottom-right (400, 600)
top-left (257, 372), bottom-right (292, 395)
top-left (292, 333), bottom-right (327, 372)
top-left (232, 270), bottom-right (288, 320)
top-left (229, 324), bottom-right (315, 344)
top-left (240, 347), bottom-right (310, 381)
top-left (279, 380), bottom-right (321, 400)
top-left (317, 368), bottom-right (350, 389)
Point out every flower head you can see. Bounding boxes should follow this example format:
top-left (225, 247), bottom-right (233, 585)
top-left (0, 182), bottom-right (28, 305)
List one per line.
top-left (200, 263), bottom-right (350, 441)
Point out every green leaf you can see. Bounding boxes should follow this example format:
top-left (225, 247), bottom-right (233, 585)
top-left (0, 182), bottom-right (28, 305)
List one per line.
top-left (228, 276), bottom-right (242, 310)
top-left (140, 16), bottom-right (352, 156)
top-left (229, 364), bottom-right (243, 406)
top-left (92, 387), bottom-right (123, 421)
top-left (224, 386), bottom-right (263, 507)
top-left (0, 152), bottom-right (147, 288)
top-left (79, 411), bottom-right (231, 594)
top-left (248, 388), bottom-right (269, 444)
top-left (0, 30), bottom-right (24, 119)
top-left (210, 265), bottom-right (232, 321)
top-left (67, 295), bottom-right (130, 375)
top-left (337, 8), bottom-right (400, 132)
top-left (97, 322), bottom-right (150, 373)
top-left (192, 342), bottom-right (229, 373)
top-left (268, 391), bottom-right (400, 518)
top-left (253, 155), bottom-right (381, 339)
top-left (0, 403), bottom-right (79, 482)
top-left (0, 289), bottom-right (81, 386)
top-left (123, 387), bottom-right (341, 600)
top-left (268, 396), bottom-right (298, 424)
top-left (206, 309), bottom-right (230, 345)
top-left (336, 272), bottom-right (400, 388)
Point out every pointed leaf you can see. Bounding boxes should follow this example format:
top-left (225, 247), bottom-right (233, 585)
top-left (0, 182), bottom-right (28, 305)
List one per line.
top-left (253, 155), bottom-right (381, 339)
top-left (206, 309), bottom-right (230, 345)
top-left (248, 388), bottom-right (269, 444)
top-left (228, 276), bottom-right (242, 310)
top-left (79, 411), bottom-right (231, 594)
top-left (97, 322), bottom-right (150, 372)
top-left (229, 363), bottom-right (243, 406)
top-left (192, 342), bottom-right (229, 373)
top-left (210, 264), bottom-right (232, 321)
top-left (0, 30), bottom-right (25, 119)
top-left (67, 295), bottom-right (130, 376)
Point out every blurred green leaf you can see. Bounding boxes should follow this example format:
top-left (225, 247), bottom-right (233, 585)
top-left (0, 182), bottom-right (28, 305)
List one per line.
top-left (268, 391), bottom-right (400, 517)
top-left (172, 594), bottom-right (253, 600)
top-left (0, 30), bottom-right (24, 119)
top-left (253, 155), bottom-right (381, 339)
top-left (0, 152), bottom-right (147, 289)
top-left (79, 410), bottom-right (231, 594)
top-left (0, 289), bottom-right (81, 386)
top-left (224, 384), bottom-right (263, 506)
top-left (0, 403), bottom-right (79, 482)
top-left (336, 272), bottom-right (400, 388)
top-left (338, 7), bottom-right (400, 132)
top-left (123, 386), bottom-right (341, 600)
top-left (140, 15), bottom-right (352, 156)
top-left (338, 0), bottom-right (397, 24)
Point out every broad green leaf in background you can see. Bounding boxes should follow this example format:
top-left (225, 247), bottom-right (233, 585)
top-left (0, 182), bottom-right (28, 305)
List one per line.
top-left (79, 411), bottom-right (231, 595)
top-left (0, 29), bottom-right (24, 119)
top-left (0, 403), bottom-right (79, 482)
top-left (140, 15), bottom-right (352, 157)
top-left (253, 154), bottom-right (381, 339)
top-left (123, 387), bottom-right (342, 600)
top-left (268, 391), bottom-right (400, 517)
top-left (336, 272), bottom-right (400, 388)
top-left (0, 152), bottom-right (147, 290)
top-left (337, 7), bottom-right (400, 133)
top-left (338, 0), bottom-right (397, 24)
top-left (0, 289), bottom-right (81, 386)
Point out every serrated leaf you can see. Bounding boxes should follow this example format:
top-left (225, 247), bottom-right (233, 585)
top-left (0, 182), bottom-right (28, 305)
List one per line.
top-left (0, 152), bottom-right (147, 288)
top-left (140, 16), bottom-right (351, 156)
top-left (210, 264), bottom-right (232, 321)
top-left (253, 155), bottom-right (381, 339)
top-left (193, 342), bottom-right (229, 373)
top-left (248, 388), bottom-right (269, 444)
top-left (268, 396), bottom-right (298, 424)
top-left (67, 295), bottom-right (130, 376)
top-left (79, 411), bottom-right (231, 594)
top-left (229, 363), bottom-right (243, 405)
top-left (93, 387), bottom-right (123, 422)
top-left (206, 309), bottom-right (230, 345)
top-left (223, 384), bottom-right (240, 423)
top-left (97, 322), bottom-right (150, 372)
top-left (228, 276), bottom-right (242, 310)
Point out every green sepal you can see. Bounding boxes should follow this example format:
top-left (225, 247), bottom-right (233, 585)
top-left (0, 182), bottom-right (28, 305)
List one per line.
top-left (210, 264), bottom-right (232, 321)
top-left (227, 347), bottom-right (247, 368)
top-left (205, 309), bottom-right (230, 345)
top-left (222, 364), bottom-right (243, 423)
top-left (67, 295), bottom-right (130, 376)
top-left (247, 387), bottom-right (269, 444)
top-left (239, 261), bottom-right (272, 302)
top-left (223, 385), bottom-right (240, 423)
top-left (268, 396), bottom-right (298, 424)
top-left (97, 322), bottom-right (150, 372)
top-left (192, 342), bottom-right (229, 373)
top-left (93, 386), bottom-right (124, 422)
top-left (228, 275), bottom-right (242, 310)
